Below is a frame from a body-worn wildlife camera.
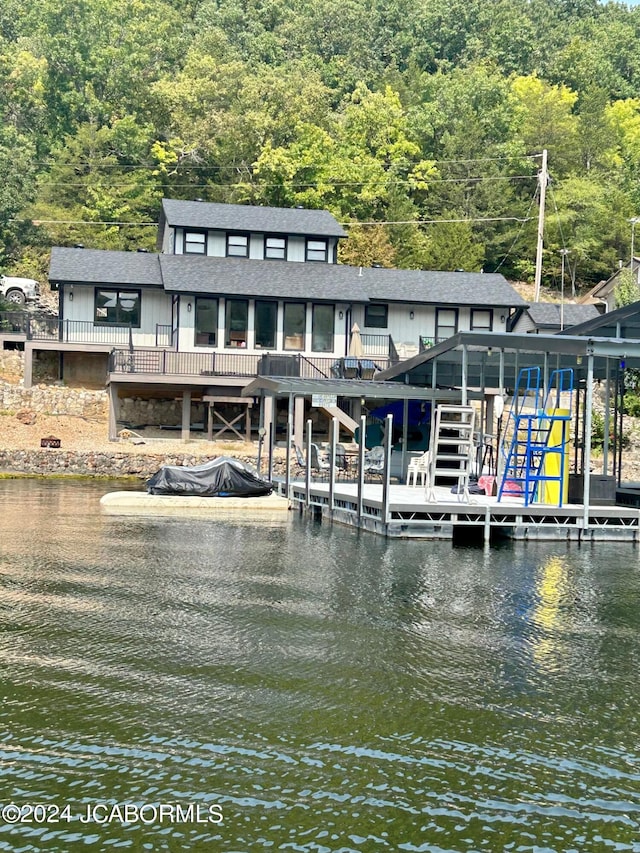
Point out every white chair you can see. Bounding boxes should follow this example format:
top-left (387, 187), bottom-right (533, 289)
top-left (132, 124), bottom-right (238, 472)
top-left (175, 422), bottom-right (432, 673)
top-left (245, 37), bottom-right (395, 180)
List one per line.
top-left (407, 451), bottom-right (431, 487)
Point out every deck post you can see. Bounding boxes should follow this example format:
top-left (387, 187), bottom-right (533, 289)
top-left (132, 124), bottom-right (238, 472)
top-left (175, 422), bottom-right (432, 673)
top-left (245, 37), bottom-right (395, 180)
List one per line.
top-left (108, 382), bottom-right (118, 441)
top-left (582, 354), bottom-right (594, 530)
top-left (181, 390), bottom-right (191, 442)
top-left (499, 349), bottom-right (505, 396)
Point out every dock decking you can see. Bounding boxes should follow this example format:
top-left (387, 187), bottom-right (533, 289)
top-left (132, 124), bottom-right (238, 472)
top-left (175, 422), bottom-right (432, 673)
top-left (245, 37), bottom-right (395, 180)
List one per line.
top-left (285, 480), bottom-right (640, 542)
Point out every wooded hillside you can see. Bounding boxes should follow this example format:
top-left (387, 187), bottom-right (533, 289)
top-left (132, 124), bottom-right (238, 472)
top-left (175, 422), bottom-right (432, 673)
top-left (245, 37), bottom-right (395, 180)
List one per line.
top-left (2, 0), bottom-right (640, 293)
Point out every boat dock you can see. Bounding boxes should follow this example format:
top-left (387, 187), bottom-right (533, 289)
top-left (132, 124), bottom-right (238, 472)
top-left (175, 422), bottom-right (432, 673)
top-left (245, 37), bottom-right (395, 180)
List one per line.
top-left (285, 481), bottom-right (640, 543)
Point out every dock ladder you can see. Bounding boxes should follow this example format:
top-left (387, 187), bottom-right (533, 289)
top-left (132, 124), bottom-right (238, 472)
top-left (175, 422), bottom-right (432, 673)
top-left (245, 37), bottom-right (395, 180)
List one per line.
top-left (498, 368), bottom-right (574, 507)
top-left (426, 404), bottom-right (476, 502)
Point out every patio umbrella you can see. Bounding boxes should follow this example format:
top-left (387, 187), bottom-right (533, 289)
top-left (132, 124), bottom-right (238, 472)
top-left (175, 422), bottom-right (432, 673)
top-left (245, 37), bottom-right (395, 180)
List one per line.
top-left (348, 323), bottom-right (364, 358)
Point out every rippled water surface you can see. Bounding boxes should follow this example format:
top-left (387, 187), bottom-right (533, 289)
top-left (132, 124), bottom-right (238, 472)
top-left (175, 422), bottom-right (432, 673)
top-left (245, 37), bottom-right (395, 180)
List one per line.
top-left (1, 479), bottom-right (640, 851)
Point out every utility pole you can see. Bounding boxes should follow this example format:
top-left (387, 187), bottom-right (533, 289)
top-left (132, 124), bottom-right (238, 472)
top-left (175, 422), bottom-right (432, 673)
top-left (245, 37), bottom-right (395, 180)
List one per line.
top-left (534, 148), bottom-right (548, 303)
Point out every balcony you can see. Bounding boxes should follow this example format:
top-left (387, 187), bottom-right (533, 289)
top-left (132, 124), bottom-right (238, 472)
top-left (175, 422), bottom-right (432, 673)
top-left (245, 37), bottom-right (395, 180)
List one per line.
top-left (0, 313), bottom-right (173, 347)
top-left (109, 349), bottom-right (392, 380)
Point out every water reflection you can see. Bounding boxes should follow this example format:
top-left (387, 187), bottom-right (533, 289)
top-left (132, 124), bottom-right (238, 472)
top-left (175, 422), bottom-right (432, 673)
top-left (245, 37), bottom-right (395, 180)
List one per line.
top-left (0, 480), bottom-right (639, 851)
top-left (530, 553), bottom-right (572, 672)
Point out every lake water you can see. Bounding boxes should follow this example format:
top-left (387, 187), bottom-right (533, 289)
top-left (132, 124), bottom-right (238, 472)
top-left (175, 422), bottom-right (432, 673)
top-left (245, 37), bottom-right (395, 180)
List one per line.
top-left (0, 479), bottom-right (639, 852)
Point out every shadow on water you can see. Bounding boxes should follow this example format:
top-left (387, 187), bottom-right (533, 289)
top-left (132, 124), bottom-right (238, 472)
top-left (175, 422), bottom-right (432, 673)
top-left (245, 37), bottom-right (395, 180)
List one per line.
top-left (1, 479), bottom-right (640, 851)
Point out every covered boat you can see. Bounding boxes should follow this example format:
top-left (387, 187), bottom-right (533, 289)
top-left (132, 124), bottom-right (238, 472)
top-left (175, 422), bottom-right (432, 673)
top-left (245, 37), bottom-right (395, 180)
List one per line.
top-left (146, 456), bottom-right (273, 497)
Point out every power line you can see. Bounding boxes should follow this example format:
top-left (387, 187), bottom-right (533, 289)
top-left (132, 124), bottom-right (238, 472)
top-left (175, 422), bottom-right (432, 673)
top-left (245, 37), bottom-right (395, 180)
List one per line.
top-left (15, 214), bottom-right (534, 227)
top-left (32, 153), bottom-right (544, 170)
top-left (14, 218), bottom-right (158, 226)
top-left (36, 175), bottom-right (537, 189)
top-left (492, 190), bottom-right (539, 274)
top-left (345, 216), bottom-right (534, 226)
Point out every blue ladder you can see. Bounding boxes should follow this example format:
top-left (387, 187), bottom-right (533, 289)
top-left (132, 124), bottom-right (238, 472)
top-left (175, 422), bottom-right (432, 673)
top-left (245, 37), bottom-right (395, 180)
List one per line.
top-left (498, 368), bottom-right (573, 507)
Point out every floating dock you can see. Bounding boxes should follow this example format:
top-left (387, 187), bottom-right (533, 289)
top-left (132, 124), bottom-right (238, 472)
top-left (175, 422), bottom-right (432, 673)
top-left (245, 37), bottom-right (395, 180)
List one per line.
top-left (286, 481), bottom-right (640, 542)
top-left (100, 490), bottom-right (290, 516)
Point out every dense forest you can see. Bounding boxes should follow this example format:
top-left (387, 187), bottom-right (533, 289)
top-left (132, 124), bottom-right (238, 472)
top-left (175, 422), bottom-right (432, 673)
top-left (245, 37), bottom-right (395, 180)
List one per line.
top-left (2, 0), bottom-right (640, 293)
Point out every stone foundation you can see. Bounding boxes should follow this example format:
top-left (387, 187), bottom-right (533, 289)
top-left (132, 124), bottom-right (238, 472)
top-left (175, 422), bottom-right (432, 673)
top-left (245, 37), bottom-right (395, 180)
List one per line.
top-left (0, 384), bottom-right (108, 418)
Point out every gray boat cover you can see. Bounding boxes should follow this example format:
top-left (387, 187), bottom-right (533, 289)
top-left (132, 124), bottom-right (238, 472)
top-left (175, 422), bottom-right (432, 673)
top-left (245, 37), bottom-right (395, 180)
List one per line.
top-left (146, 456), bottom-right (273, 497)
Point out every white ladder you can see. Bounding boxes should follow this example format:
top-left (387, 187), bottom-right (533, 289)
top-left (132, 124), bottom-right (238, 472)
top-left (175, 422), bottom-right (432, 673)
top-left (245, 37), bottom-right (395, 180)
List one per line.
top-left (426, 404), bottom-right (475, 502)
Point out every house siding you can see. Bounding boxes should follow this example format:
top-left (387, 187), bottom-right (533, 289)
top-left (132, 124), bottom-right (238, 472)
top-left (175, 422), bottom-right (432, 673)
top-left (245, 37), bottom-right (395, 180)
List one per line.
top-left (61, 286), bottom-right (171, 347)
top-left (170, 227), bottom-right (336, 263)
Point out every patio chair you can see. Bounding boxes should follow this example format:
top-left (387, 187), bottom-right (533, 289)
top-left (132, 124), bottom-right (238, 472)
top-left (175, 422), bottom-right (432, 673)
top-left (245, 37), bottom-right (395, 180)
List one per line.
top-left (407, 451), bottom-right (431, 487)
top-left (363, 445), bottom-right (385, 481)
top-left (342, 357), bottom-right (360, 379)
top-left (359, 359), bottom-right (379, 380)
top-left (292, 443), bottom-right (307, 477)
top-left (310, 442), bottom-right (331, 479)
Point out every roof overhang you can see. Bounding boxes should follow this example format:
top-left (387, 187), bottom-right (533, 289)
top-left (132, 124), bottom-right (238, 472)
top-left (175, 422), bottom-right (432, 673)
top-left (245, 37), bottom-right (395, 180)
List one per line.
top-left (376, 330), bottom-right (640, 388)
top-left (242, 377), bottom-right (462, 400)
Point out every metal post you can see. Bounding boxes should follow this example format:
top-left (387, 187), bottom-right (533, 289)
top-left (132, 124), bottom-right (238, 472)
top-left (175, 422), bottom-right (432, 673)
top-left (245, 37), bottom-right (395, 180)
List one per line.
top-left (268, 415), bottom-right (275, 484)
top-left (329, 416), bottom-right (337, 513)
top-left (461, 344), bottom-right (468, 406)
top-left (357, 414), bottom-right (366, 521)
top-left (401, 396), bottom-right (409, 482)
top-left (285, 393), bottom-right (293, 498)
top-left (305, 419), bottom-right (312, 508)
top-left (618, 364), bottom-right (625, 487)
top-left (583, 355), bottom-right (594, 531)
top-left (382, 414), bottom-right (393, 525)
top-left (603, 359), bottom-right (611, 475)
top-left (256, 397), bottom-right (265, 473)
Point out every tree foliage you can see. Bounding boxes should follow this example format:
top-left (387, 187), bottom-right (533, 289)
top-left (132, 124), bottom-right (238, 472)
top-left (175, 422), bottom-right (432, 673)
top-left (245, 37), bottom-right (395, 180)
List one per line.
top-left (1, 0), bottom-right (640, 291)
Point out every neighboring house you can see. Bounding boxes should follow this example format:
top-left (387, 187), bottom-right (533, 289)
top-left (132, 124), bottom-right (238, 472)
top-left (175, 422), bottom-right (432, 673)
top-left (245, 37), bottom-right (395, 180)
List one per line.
top-left (1, 199), bottom-right (527, 438)
top-left (512, 301), bottom-right (600, 334)
top-left (579, 258), bottom-right (640, 314)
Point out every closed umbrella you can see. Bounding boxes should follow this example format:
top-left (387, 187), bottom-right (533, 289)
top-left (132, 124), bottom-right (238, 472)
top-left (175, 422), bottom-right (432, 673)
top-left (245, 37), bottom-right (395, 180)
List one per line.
top-left (348, 323), bottom-right (364, 358)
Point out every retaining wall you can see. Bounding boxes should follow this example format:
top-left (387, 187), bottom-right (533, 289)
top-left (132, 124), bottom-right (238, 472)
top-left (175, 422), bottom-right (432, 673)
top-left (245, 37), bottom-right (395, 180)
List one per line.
top-left (0, 449), bottom-right (286, 479)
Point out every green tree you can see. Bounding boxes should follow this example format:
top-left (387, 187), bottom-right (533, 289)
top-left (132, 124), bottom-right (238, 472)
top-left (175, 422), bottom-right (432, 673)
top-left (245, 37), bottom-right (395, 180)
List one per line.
top-left (615, 268), bottom-right (640, 308)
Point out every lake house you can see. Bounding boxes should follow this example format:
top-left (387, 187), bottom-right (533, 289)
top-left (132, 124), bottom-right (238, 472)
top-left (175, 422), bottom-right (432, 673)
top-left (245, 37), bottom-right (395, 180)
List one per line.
top-left (5, 199), bottom-right (528, 439)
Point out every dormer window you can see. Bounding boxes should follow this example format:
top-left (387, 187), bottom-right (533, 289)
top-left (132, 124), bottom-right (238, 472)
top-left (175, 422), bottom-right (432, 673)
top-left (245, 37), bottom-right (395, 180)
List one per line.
top-left (226, 233), bottom-right (249, 258)
top-left (265, 236), bottom-right (287, 260)
top-left (184, 230), bottom-right (206, 254)
top-left (306, 238), bottom-right (328, 262)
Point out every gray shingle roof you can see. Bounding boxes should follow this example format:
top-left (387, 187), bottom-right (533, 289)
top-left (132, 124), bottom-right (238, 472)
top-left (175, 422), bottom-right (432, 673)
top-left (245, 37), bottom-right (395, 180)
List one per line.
top-left (528, 302), bottom-right (600, 326)
top-left (360, 268), bottom-right (527, 307)
top-left (47, 248), bottom-right (526, 308)
top-left (159, 257), bottom-right (525, 306)
top-left (161, 199), bottom-right (347, 238)
top-left (49, 247), bottom-right (162, 286)
top-left (158, 255), bottom-right (366, 301)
